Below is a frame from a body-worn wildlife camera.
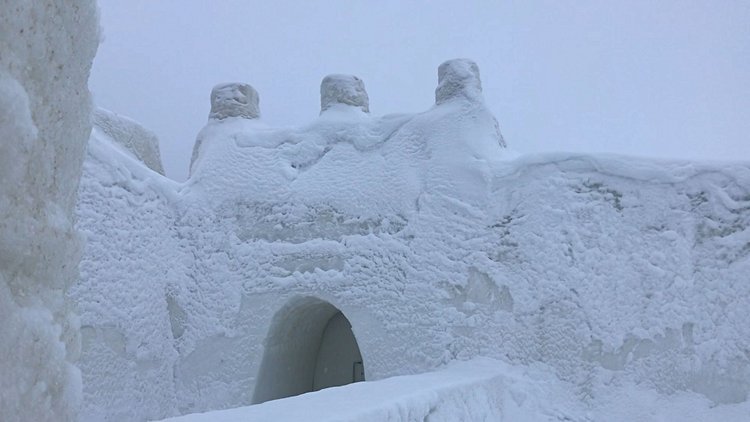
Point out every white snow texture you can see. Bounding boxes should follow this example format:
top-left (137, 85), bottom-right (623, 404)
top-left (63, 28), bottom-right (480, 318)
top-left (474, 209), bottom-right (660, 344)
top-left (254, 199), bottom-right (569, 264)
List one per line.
top-left (71, 58), bottom-right (750, 422)
top-left (0, 1), bottom-right (98, 421)
top-left (160, 358), bottom-right (750, 422)
top-left (93, 108), bottom-right (165, 175)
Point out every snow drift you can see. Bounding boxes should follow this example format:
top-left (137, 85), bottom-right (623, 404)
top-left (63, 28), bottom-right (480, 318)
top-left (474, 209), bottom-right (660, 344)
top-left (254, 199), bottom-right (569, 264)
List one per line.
top-left (0, 1), bottom-right (98, 421)
top-left (72, 59), bottom-right (750, 421)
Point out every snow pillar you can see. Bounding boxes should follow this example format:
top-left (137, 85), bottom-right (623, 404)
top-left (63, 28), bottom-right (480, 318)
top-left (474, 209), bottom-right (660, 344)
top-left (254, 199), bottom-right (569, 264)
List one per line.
top-left (0, 1), bottom-right (98, 421)
top-left (435, 58), bottom-right (484, 105)
top-left (209, 83), bottom-right (260, 120)
top-left (320, 74), bottom-right (370, 114)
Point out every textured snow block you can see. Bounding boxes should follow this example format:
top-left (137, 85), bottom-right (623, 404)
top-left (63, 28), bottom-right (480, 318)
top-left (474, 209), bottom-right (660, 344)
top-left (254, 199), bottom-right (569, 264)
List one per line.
top-left (435, 58), bottom-right (483, 105)
top-left (94, 108), bottom-right (165, 175)
top-left (320, 74), bottom-right (369, 113)
top-left (209, 83), bottom-right (260, 120)
top-left (0, 1), bottom-right (98, 421)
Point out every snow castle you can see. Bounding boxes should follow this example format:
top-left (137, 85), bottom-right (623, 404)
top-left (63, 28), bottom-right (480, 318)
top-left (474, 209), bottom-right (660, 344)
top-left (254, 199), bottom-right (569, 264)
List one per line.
top-left (2, 2), bottom-right (748, 420)
top-left (72, 60), bottom-right (750, 421)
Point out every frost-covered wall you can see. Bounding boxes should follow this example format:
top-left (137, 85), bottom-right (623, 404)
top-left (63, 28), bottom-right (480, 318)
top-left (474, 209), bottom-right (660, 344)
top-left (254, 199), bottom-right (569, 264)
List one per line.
top-left (0, 1), bottom-right (98, 421)
top-left (73, 59), bottom-right (750, 421)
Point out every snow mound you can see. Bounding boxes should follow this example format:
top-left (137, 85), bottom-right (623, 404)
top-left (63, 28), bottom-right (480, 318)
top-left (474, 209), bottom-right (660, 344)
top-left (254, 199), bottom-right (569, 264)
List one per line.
top-left (320, 74), bottom-right (369, 114)
top-left (94, 108), bottom-right (166, 175)
top-left (0, 1), bottom-right (98, 421)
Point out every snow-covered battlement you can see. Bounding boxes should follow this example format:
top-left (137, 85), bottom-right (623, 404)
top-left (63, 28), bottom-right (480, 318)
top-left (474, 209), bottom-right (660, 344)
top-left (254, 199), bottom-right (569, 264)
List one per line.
top-left (320, 74), bottom-right (370, 114)
top-left (72, 60), bottom-right (750, 421)
top-left (209, 82), bottom-right (260, 121)
top-left (435, 58), bottom-right (483, 105)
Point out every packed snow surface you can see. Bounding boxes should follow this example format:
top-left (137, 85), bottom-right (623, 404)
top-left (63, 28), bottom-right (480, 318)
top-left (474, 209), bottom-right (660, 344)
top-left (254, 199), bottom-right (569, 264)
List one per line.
top-left (158, 358), bottom-right (750, 422)
top-left (72, 59), bottom-right (750, 421)
top-left (0, 1), bottom-right (98, 421)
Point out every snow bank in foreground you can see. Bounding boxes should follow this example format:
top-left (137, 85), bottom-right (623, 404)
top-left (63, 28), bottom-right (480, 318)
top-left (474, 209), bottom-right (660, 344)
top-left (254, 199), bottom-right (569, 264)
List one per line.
top-left (157, 358), bottom-right (750, 422)
top-left (0, 1), bottom-right (98, 421)
top-left (157, 359), bottom-right (511, 422)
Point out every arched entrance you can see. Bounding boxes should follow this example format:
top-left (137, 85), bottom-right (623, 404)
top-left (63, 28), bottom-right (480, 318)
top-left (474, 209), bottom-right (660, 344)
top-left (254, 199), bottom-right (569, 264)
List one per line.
top-left (252, 296), bottom-right (365, 404)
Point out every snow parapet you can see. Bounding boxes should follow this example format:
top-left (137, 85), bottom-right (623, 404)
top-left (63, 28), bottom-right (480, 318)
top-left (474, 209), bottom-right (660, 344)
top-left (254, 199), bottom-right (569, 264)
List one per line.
top-left (0, 1), bottom-right (98, 421)
top-left (209, 83), bottom-right (260, 121)
top-left (320, 74), bottom-right (370, 114)
top-left (94, 108), bottom-right (165, 175)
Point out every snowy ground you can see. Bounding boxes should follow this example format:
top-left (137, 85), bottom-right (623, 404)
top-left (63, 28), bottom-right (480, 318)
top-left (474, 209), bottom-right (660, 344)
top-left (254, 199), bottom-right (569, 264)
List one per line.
top-left (158, 358), bottom-right (750, 422)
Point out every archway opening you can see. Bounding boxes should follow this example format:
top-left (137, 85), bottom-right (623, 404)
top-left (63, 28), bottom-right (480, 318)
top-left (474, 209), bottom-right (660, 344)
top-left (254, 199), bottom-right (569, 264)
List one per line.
top-left (252, 296), bottom-right (365, 404)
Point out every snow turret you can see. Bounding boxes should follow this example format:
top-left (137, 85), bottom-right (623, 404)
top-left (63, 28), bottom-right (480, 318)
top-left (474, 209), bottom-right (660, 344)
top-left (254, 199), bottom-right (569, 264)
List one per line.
top-left (320, 74), bottom-right (369, 114)
top-left (209, 83), bottom-right (260, 120)
top-left (435, 59), bottom-right (483, 105)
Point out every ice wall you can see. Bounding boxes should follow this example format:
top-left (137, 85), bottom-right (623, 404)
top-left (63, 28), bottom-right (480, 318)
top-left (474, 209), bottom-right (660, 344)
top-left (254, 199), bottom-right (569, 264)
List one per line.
top-left (73, 59), bottom-right (750, 421)
top-left (0, 1), bottom-right (98, 421)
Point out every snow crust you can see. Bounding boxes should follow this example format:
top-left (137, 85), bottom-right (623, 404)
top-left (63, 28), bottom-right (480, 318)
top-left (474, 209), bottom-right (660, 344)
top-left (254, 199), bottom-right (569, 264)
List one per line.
top-left (0, 1), bottom-right (98, 421)
top-left (72, 59), bottom-right (750, 421)
top-left (94, 108), bottom-right (166, 175)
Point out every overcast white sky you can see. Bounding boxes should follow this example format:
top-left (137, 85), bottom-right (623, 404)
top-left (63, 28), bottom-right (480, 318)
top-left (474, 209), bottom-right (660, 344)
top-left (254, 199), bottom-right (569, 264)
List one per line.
top-left (90, 1), bottom-right (749, 181)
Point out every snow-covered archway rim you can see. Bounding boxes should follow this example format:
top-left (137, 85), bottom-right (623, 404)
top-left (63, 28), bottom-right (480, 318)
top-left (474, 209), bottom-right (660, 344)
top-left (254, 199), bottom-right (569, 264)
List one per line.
top-left (252, 294), bottom-right (369, 404)
top-left (262, 295), bottom-right (366, 349)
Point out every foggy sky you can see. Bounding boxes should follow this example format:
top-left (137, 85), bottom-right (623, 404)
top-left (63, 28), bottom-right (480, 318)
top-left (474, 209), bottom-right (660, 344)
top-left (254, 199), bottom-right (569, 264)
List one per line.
top-left (90, 1), bottom-right (750, 181)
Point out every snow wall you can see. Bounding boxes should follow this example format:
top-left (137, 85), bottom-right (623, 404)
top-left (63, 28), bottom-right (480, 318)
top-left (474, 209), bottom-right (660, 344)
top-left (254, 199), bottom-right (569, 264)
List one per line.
top-left (72, 60), bottom-right (750, 421)
top-left (0, 1), bottom-right (98, 421)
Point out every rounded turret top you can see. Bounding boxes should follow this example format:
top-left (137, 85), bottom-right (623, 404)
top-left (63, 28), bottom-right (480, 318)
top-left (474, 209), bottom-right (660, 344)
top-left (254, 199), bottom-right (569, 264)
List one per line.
top-left (435, 59), bottom-right (483, 105)
top-left (209, 83), bottom-right (260, 120)
top-left (320, 74), bottom-right (369, 114)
